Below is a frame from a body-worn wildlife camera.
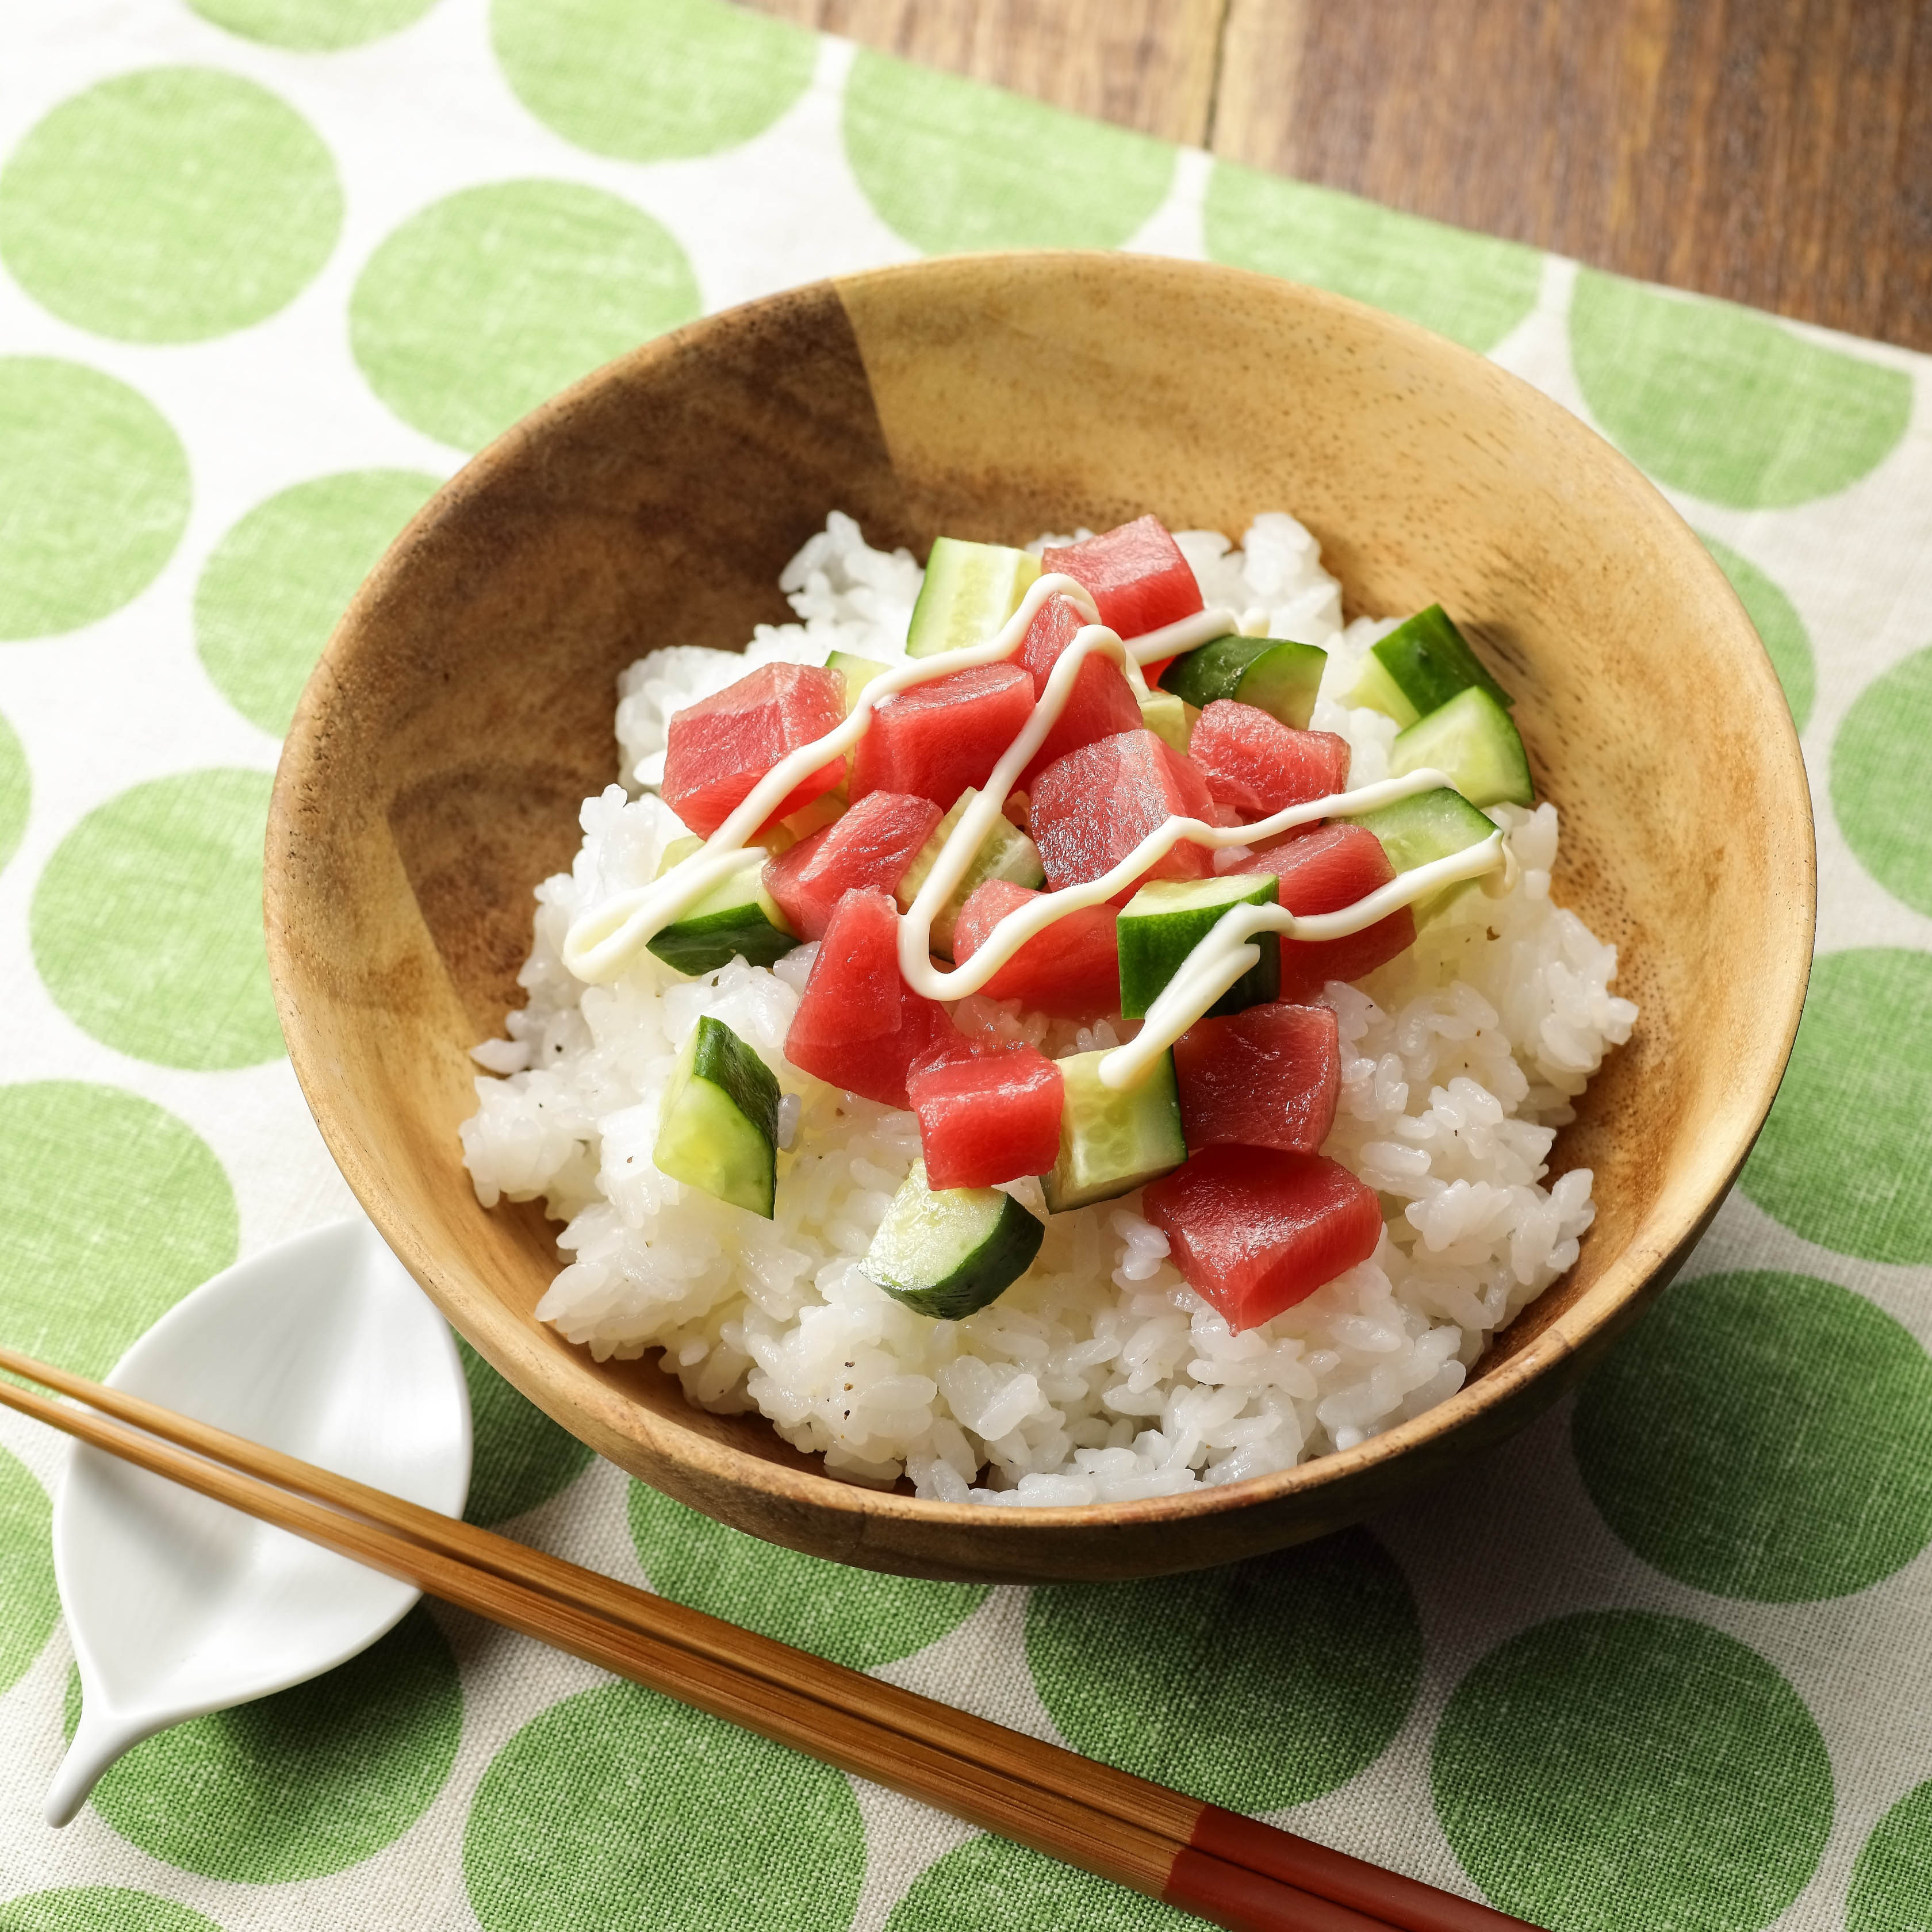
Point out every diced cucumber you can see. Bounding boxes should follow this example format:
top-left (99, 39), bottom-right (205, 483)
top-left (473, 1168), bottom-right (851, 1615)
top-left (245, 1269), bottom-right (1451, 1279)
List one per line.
top-left (647, 837), bottom-right (799, 976)
top-left (1158, 634), bottom-right (1327, 730)
top-left (826, 650), bottom-right (892, 714)
top-left (1370, 604), bottom-right (1512, 718)
top-left (907, 537), bottom-right (1041, 658)
top-left (1390, 686), bottom-right (1532, 808)
top-left (862, 1159), bottom-right (1045, 1318)
top-left (653, 1015), bottom-right (782, 1217)
top-left (1117, 874), bottom-right (1279, 1018)
top-left (1346, 786), bottom-right (1497, 874)
top-left (1042, 1049), bottom-right (1186, 1213)
top-left (1137, 689), bottom-right (1192, 755)
top-left (1344, 780), bottom-right (1491, 923)
top-left (1341, 651), bottom-right (1421, 726)
top-left (894, 788), bottom-right (1045, 956)
top-left (777, 789), bottom-right (848, 841)
top-left (1346, 785), bottom-right (1497, 922)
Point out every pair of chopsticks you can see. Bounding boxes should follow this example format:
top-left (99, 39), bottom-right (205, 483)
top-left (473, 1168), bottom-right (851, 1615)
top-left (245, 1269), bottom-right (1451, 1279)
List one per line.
top-left (0, 1343), bottom-right (1539, 1932)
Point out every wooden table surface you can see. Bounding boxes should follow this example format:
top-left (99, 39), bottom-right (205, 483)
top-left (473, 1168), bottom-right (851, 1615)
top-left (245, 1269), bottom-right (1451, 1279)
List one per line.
top-left (745, 0), bottom-right (1932, 354)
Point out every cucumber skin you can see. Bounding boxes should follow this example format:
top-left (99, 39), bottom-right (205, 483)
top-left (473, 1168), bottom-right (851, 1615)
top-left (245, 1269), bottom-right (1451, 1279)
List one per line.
top-left (1159, 635), bottom-right (1325, 730)
top-left (1042, 1050), bottom-right (1186, 1213)
top-left (1390, 686), bottom-right (1533, 808)
top-left (1117, 876), bottom-right (1279, 1018)
top-left (1371, 605), bottom-right (1513, 715)
top-left (648, 903), bottom-right (799, 975)
top-left (653, 1016), bottom-right (781, 1218)
top-left (692, 1014), bottom-right (781, 1144)
top-left (647, 835), bottom-right (800, 976)
top-left (864, 1164), bottom-right (1045, 1318)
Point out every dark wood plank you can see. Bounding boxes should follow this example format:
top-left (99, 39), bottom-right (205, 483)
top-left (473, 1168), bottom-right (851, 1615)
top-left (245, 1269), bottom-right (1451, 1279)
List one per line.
top-left (1209, 0), bottom-right (1932, 351)
top-left (737, 0), bottom-right (1932, 354)
top-left (745, 0), bottom-right (1226, 145)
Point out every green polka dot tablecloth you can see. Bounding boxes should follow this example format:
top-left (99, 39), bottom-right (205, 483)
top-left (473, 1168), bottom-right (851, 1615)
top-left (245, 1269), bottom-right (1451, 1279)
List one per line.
top-left (1, 4), bottom-right (1930, 1929)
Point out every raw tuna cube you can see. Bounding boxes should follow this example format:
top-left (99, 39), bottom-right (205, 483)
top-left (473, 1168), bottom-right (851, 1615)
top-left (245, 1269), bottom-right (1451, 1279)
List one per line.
top-left (1141, 1145), bottom-right (1383, 1331)
top-left (1030, 729), bottom-right (1217, 899)
top-left (1174, 1003), bottom-right (1340, 1155)
top-left (907, 1042), bottom-right (1064, 1188)
top-left (851, 661), bottom-right (1034, 809)
top-left (783, 889), bottom-right (952, 1109)
top-left (1189, 700), bottom-right (1352, 822)
top-left (764, 791), bottom-right (941, 941)
top-left (662, 662), bottom-right (847, 838)
top-left (1041, 515), bottom-right (1204, 641)
top-left (1013, 594), bottom-right (1144, 790)
top-left (1226, 823), bottom-right (1415, 998)
top-left (952, 879), bottom-right (1122, 1019)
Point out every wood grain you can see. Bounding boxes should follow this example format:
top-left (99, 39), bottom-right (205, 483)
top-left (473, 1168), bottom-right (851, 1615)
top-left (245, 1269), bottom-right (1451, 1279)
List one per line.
top-left (761, 0), bottom-right (1226, 145)
top-left (265, 252), bottom-right (1814, 1584)
top-left (0, 1344), bottom-right (1527, 1932)
top-left (743, 0), bottom-right (1932, 352)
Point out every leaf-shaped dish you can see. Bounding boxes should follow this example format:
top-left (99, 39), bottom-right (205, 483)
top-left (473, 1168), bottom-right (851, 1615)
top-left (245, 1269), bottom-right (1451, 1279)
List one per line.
top-left (45, 1216), bottom-right (471, 1825)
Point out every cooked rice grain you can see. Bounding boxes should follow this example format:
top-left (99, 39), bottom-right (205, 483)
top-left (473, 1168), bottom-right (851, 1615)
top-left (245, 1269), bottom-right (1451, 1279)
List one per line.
top-left (461, 512), bottom-right (1635, 1503)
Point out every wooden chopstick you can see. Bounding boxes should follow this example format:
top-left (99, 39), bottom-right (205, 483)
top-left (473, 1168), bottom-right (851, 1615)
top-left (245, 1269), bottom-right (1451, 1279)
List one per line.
top-left (0, 1343), bottom-right (1540, 1932)
top-left (0, 1368), bottom-right (1367, 1932)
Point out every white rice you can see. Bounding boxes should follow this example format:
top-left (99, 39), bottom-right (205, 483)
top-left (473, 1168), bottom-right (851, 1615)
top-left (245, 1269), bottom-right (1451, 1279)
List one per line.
top-left (461, 512), bottom-right (1636, 1505)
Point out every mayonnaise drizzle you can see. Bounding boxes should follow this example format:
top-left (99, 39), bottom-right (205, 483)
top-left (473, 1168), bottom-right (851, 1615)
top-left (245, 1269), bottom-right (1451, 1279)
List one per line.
top-left (1095, 829), bottom-right (1503, 1088)
top-left (561, 573), bottom-right (1509, 1089)
top-left (562, 571), bottom-right (1118, 983)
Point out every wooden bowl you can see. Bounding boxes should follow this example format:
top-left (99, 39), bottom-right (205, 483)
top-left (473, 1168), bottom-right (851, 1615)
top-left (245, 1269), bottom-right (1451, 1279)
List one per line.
top-left (266, 252), bottom-right (1814, 1584)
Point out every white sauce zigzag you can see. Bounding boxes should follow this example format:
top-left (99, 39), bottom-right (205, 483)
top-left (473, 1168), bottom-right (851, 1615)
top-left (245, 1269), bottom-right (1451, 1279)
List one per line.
top-left (561, 571), bottom-right (1505, 1088)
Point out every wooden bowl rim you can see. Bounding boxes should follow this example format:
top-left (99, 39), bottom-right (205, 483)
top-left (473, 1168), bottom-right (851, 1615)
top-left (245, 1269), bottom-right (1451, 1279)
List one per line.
top-left (269, 249), bottom-right (1817, 1544)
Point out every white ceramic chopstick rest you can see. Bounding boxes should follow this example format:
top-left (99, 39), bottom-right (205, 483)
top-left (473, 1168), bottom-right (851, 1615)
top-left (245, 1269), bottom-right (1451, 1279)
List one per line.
top-left (44, 1216), bottom-right (472, 1826)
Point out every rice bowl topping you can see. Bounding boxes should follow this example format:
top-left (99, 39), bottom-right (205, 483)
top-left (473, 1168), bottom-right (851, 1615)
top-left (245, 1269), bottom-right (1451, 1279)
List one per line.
top-left (460, 511), bottom-right (1636, 1506)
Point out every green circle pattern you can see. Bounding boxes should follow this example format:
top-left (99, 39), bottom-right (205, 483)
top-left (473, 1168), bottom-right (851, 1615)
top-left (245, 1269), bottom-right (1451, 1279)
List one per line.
top-left (1850, 1781), bottom-right (1932, 1932)
top-left (1026, 1529), bottom-right (1421, 1812)
top-left (0, 1891), bottom-right (221, 1932)
top-left (1570, 269), bottom-right (1911, 507)
top-left (195, 469), bottom-right (441, 736)
top-left (1204, 164), bottom-right (1542, 354)
top-left (1574, 1270), bottom-right (1932, 1600)
top-left (885, 1833), bottom-right (1197, 1931)
top-left (0, 39), bottom-right (1917, 1932)
top-left (629, 1479), bottom-right (985, 1670)
top-left (1834, 647), bottom-right (1932, 918)
top-left (1432, 1612), bottom-right (1833, 1932)
top-left (493, 0), bottom-right (815, 162)
top-left (0, 711), bottom-right (27, 873)
top-left (1741, 948), bottom-right (1932, 1266)
top-left (0, 68), bottom-right (341, 343)
top-left (0, 359), bottom-right (190, 641)
top-left (0, 1082), bottom-right (236, 1379)
top-left (72, 1606), bottom-right (461, 1883)
top-left (350, 181), bottom-right (702, 451)
top-left (461, 1337), bottom-right (594, 1526)
top-left (32, 769), bottom-right (284, 1071)
top-left (464, 1681), bottom-right (865, 1932)
top-left (1697, 532), bottom-right (1815, 731)
top-left (0, 1447), bottom-right (57, 1699)
top-left (189, 0), bottom-right (440, 49)
top-left (845, 50), bottom-right (1174, 255)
